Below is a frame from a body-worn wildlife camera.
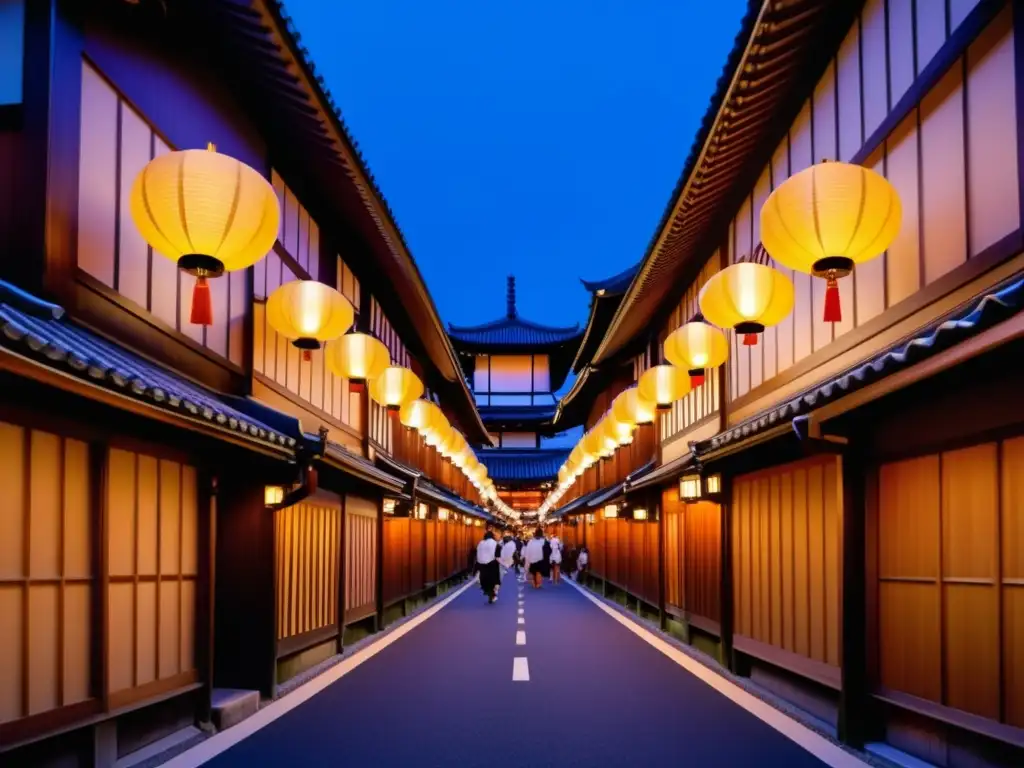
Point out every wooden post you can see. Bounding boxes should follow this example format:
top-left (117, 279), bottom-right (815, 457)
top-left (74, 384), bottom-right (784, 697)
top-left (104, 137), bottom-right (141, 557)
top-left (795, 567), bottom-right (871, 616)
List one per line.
top-left (720, 474), bottom-right (735, 672)
top-left (657, 489), bottom-right (667, 631)
top-left (838, 449), bottom-right (869, 747)
top-left (195, 470), bottom-right (217, 723)
top-left (375, 491), bottom-right (385, 632)
top-left (337, 493), bottom-right (347, 652)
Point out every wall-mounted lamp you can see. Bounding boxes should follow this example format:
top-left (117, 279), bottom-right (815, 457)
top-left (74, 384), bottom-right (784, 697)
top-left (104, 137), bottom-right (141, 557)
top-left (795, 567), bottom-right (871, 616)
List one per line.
top-left (603, 504), bottom-right (618, 519)
top-left (416, 503), bottom-right (429, 520)
top-left (679, 474), bottom-right (702, 501)
top-left (438, 508), bottom-right (449, 521)
top-left (383, 498), bottom-right (397, 515)
top-left (474, 519), bottom-right (483, 527)
top-left (586, 514), bottom-right (595, 525)
top-left (633, 508), bottom-right (648, 521)
top-left (705, 474), bottom-right (722, 496)
top-left (264, 486), bottom-right (284, 507)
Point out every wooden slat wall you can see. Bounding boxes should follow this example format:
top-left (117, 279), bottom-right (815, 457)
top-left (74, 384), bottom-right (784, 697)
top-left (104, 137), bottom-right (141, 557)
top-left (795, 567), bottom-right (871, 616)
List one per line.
top-left (659, 254), bottom-right (722, 442)
top-left (409, 520), bottom-right (426, 595)
top-left (732, 456), bottom-right (842, 670)
top-left (275, 501), bottom-right (340, 641)
top-left (663, 486), bottom-right (722, 623)
top-left (727, 5), bottom-right (1018, 404)
top-left (105, 448), bottom-right (198, 706)
top-left (77, 61), bottom-right (248, 365)
top-left (877, 437), bottom-right (1024, 727)
top-left (254, 298), bottom-right (360, 431)
top-left (368, 298), bottom-right (411, 454)
top-left (0, 423), bottom-right (93, 724)
top-left (344, 495), bottom-right (377, 622)
top-left (382, 516), bottom-right (411, 606)
top-left (267, 170), bottom-right (320, 281)
top-left (425, 517), bottom-right (437, 585)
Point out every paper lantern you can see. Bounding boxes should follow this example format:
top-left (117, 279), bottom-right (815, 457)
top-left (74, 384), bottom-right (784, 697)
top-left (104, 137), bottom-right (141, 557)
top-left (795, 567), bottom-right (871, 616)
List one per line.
top-left (611, 386), bottom-right (656, 426)
top-left (266, 281), bottom-right (353, 361)
top-left (399, 399), bottom-right (433, 431)
top-left (368, 366), bottom-right (423, 410)
top-left (424, 409), bottom-right (451, 447)
top-left (663, 320), bottom-right (729, 387)
top-left (761, 160), bottom-right (901, 323)
top-left (130, 143), bottom-right (278, 326)
top-left (638, 365), bottom-right (692, 411)
top-left (602, 414), bottom-right (633, 446)
top-left (325, 332), bottom-right (390, 385)
top-left (698, 255), bottom-right (794, 346)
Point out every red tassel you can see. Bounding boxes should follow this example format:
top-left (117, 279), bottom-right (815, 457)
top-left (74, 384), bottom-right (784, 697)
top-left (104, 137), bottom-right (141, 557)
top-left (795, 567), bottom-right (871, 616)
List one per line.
top-left (690, 373), bottom-right (705, 388)
top-left (824, 278), bottom-right (841, 323)
top-left (190, 277), bottom-right (213, 326)
top-left (302, 350), bottom-right (312, 362)
top-left (743, 333), bottom-right (758, 346)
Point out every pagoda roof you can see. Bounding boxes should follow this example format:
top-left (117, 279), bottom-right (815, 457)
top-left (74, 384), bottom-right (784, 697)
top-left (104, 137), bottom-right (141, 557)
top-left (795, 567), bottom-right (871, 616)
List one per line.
top-left (448, 276), bottom-right (582, 349)
top-left (478, 403), bottom-right (558, 427)
top-left (479, 447), bottom-right (570, 486)
top-left (579, 261), bottom-right (640, 296)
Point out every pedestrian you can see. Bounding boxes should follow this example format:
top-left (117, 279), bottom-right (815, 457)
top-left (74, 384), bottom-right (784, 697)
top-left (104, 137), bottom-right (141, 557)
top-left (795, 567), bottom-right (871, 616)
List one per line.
top-left (476, 530), bottom-right (501, 603)
top-left (549, 533), bottom-right (563, 584)
top-left (576, 545), bottom-right (589, 580)
top-left (500, 534), bottom-right (516, 580)
top-left (564, 545), bottom-right (578, 580)
top-left (523, 528), bottom-right (548, 589)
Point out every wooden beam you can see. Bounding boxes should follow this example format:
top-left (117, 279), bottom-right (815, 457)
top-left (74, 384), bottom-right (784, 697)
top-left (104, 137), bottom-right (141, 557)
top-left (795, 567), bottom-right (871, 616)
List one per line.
top-left (838, 450), bottom-right (869, 747)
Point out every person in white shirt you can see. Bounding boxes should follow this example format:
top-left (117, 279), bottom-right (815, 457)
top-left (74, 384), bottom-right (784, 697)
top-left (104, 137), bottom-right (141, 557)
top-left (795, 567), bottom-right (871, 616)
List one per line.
top-left (475, 530), bottom-right (501, 603)
top-left (548, 534), bottom-right (563, 584)
top-left (523, 528), bottom-right (549, 589)
top-left (499, 536), bottom-right (517, 580)
top-left (576, 546), bottom-right (589, 580)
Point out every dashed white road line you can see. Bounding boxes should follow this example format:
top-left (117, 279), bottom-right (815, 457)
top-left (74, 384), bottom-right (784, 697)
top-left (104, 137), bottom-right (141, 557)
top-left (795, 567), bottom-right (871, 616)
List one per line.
top-left (512, 657), bottom-right (530, 681)
top-left (517, 617), bottom-right (524, 624)
top-left (518, 608), bottom-right (524, 615)
top-left (516, 630), bottom-right (526, 645)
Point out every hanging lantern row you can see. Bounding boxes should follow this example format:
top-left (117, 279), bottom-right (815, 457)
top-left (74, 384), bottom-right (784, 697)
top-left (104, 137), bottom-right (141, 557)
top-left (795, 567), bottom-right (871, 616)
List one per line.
top-left (700, 160), bottom-right (901, 341)
top-left (539, 161), bottom-right (900, 515)
top-left (398, 397), bottom-right (500, 511)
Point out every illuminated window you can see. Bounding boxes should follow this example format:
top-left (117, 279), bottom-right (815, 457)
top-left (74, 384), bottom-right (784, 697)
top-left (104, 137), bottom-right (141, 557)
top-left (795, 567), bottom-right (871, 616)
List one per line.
top-left (679, 474), bottom-right (702, 501)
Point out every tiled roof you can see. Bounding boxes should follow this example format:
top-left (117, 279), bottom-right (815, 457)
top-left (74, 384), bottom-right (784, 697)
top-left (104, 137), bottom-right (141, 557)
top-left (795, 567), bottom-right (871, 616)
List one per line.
top-left (322, 442), bottom-right (406, 491)
top-left (479, 404), bottom-right (557, 425)
top-left (417, 478), bottom-right (494, 521)
top-left (551, 486), bottom-right (607, 519)
top-left (695, 270), bottom-right (1024, 457)
top-left (626, 452), bottom-right (693, 491)
top-left (448, 316), bottom-right (582, 348)
top-left (0, 281), bottom-right (297, 451)
top-left (580, 262), bottom-right (641, 295)
top-left (479, 448), bottom-right (570, 484)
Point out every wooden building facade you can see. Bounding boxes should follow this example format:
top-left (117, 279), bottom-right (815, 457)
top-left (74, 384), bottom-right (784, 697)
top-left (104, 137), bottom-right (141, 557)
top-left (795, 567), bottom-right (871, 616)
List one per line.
top-left (0, 0), bottom-right (491, 764)
top-left (550, 0), bottom-right (1024, 765)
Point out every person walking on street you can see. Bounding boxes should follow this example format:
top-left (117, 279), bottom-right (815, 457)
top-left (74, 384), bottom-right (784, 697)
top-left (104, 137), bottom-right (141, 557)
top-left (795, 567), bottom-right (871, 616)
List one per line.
top-left (523, 528), bottom-right (548, 589)
top-left (549, 533), bottom-right (563, 584)
top-left (475, 530), bottom-right (501, 603)
top-left (499, 535), bottom-right (517, 580)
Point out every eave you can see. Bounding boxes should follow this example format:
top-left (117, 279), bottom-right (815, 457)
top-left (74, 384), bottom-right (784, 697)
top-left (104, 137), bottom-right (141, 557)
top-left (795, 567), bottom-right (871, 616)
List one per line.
top-left (197, 0), bottom-right (489, 444)
top-left (590, 0), bottom-right (862, 367)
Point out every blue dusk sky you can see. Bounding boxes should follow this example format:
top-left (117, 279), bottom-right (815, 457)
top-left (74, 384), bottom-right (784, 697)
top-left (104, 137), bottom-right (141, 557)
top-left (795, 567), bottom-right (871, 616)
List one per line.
top-left (286, 0), bottom-right (748, 331)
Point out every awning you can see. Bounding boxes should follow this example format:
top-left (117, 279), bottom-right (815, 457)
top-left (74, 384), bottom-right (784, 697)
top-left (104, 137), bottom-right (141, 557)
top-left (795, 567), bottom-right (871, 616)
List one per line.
top-left (626, 453), bottom-right (694, 492)
top-left (416, 479), bottom-right (494, 522)
top-left (323, 442), bottom-right (406, 492)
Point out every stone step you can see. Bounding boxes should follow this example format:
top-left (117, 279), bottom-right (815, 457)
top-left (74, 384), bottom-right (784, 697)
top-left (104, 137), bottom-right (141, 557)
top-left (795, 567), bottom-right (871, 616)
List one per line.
top-left (211, 689), bottom-right (260, 731)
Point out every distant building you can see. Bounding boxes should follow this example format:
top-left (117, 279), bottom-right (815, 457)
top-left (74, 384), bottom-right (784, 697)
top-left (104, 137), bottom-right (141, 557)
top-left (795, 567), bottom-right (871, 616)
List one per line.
top-left (448, 276), bottom-right (583, 517)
